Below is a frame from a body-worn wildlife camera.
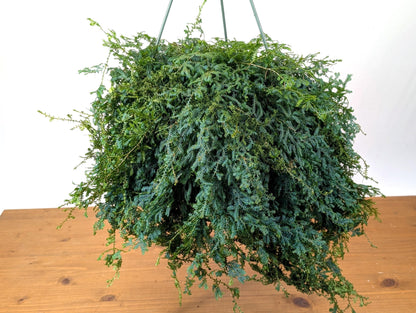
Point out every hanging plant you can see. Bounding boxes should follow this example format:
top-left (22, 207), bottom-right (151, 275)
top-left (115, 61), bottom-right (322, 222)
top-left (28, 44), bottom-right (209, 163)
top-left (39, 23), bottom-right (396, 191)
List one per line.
top-left (41, 4), bottom-right (380, 312)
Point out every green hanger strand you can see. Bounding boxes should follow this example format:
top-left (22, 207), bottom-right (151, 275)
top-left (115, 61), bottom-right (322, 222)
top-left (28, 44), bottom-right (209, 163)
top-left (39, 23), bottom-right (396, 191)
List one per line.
top-left (156, 0), bottom-right (267, 50)
top-left (249, 0), bottom-right (268, 50)
top-left (157, 0), bottom-right (174, 46)
top-left (220, 0), bottom-right (228, 42)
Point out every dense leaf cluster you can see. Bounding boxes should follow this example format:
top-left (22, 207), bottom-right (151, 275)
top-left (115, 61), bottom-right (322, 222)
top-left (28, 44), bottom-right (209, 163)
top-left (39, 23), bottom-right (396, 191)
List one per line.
top-left (60, 20), bottom-right (379, 313)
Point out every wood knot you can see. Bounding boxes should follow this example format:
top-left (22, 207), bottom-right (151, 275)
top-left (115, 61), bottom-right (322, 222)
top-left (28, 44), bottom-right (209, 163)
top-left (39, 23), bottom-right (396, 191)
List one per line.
top-left (59, 277), bottom-right (72, 285)
top-left (293, 297), bottom-right (310, 308)
top-left (100, 294), bottom-right (117, 301)
top-left (381, 278), bottom-right (397, 288)
top-left (17, 296), bottom-right (29, 304)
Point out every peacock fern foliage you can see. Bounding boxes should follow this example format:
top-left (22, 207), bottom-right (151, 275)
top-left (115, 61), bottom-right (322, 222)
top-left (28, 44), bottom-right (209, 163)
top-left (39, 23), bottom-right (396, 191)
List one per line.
top-left (44, 17), bottom-right (380, 313)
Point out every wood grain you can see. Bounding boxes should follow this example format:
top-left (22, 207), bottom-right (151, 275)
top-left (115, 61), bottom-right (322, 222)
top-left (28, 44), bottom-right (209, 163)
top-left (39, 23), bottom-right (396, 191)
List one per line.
top-left (0, 196), bottom-right (415, 313)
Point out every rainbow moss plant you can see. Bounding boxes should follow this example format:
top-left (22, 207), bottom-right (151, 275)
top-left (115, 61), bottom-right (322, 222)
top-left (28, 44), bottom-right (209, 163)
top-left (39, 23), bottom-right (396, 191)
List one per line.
top-left (45, 18), bottom-right (380, 313)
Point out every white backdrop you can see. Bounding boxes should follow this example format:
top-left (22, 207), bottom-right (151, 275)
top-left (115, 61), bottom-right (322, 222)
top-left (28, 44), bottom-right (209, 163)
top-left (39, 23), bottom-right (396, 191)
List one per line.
top-left (1, 0), bottom-right (415, 215)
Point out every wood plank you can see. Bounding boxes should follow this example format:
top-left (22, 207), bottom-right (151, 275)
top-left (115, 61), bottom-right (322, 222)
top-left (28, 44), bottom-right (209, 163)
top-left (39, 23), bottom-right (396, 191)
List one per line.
top-left (0, 196), bottom-right (415, 313)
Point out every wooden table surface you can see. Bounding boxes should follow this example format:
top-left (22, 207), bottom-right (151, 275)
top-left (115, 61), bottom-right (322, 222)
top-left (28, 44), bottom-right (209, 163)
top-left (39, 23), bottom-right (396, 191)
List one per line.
top-left (0, 196), bottom-right (415, 313)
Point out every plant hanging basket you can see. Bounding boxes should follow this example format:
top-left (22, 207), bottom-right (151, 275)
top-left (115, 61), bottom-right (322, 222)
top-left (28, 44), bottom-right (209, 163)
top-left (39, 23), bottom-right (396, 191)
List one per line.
top-left (50, 2), bottom-right (380, 312)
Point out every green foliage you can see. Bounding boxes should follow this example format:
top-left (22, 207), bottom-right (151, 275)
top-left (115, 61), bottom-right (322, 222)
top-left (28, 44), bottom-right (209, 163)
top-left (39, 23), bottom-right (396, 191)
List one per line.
top-left (52, 17), bottom-right (380, 313)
